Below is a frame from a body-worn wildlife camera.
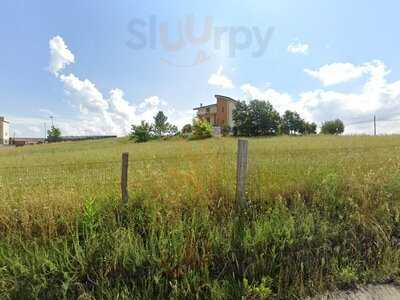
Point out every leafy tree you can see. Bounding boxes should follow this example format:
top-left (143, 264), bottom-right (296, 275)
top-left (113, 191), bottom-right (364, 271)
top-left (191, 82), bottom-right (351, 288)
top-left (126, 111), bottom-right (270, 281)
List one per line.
top-left (130, 121), bottom-right (153, 143)
top-left (153, 111), bottom-right (169, 137)
top-left (303, 122), bottom-right (317, 134)
top-left (191, 118), bottom-right (213, 140)
top-left (232, 101), bottom-right (252, 136)
top-left (321, 119), bottom-right (345, 135)
top-left (233, 100), bottom-right (280, 136)
top-left (281, 111), bottom-right (300, 135)
top-left (166, 124), bottom-right (178, 136)
top-left (249, 100), bottom-right (281, 136)
top-left (280, 110), bottom-right (316, 135)
top-left (47, 126), bottom-right (61, 141)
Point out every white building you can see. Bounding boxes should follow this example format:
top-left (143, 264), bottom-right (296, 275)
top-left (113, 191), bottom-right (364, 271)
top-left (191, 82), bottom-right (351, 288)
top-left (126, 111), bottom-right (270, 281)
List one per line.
top-left (0, 117), bottom-right (10, 145)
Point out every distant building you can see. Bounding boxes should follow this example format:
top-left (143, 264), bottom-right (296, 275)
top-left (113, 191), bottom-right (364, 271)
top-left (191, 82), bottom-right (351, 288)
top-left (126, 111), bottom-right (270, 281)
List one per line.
top-left (10, 138), bottom-right (45, 147)
top-left (193, 95), bottom-right (239, 128)
top-left (0, 117), bottom-right (10, 145)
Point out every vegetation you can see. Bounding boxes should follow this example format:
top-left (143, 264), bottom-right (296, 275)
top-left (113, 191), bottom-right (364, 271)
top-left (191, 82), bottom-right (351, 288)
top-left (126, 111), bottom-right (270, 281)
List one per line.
top-left (130, 120), bottom-right (152, 143)
top-left (280, 110), bottom-right (317, 135)
top-left (47, 125), bottom-right (61, 141)
top-left (1, 135), bottom-right (400, 299)
top-left (233, 100), bottom-right (281, 136)
top-left (232, 100), bottom-right (317, 137)
top-left (182, 123), bottom-right (192, 135)
top-left (153, 111), bottom-right (178, 138)
top-left (221, 124), bottom-right (231, 137)
top-left (130, 111), bottom-right (178, 143)
top-left (190, 118), bottom-right (213, 140)
top-left (321, 119), bottom-right (345, 135)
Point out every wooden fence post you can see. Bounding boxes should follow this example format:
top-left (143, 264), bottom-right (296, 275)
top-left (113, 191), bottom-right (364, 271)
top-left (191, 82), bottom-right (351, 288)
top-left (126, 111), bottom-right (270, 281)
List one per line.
top-left (121, 152), bottom-right (129, 205)
top-left (236, 139), bottom-right (248, 212)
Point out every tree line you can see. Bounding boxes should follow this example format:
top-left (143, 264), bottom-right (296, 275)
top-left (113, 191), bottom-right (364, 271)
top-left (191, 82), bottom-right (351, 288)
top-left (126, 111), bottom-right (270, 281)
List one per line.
top-left (232, 100), bottom-right (344, 136)
top-left (46, 99), bottom-right (345, 143)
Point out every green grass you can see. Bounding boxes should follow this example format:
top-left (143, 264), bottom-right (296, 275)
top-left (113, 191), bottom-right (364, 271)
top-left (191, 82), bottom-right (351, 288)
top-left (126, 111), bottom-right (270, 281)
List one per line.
top-left (1, 135), bottom-right (400, 299)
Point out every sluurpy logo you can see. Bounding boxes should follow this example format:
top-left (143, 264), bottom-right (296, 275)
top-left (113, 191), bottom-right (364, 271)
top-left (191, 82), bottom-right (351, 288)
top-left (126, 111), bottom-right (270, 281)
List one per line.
top-left (126, 15), bottom-right (275, 67)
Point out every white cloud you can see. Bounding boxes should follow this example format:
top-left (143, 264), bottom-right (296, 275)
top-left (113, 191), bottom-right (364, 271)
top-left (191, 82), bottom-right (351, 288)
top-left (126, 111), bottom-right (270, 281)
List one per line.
top-left (240, 60), bottom-right (400, 134)
top-left (241, 83), bottom-right (295, 114)
top-left (208, 66), bottom-right (234, 89)
top-left (49, 36), bottom-right (75, 76)
top-left (304, 60), bottom-right (388, 87)
top-left (44, 36), bottom-right (192, 137)
top-left (287, 41), bottom-right (310, 55)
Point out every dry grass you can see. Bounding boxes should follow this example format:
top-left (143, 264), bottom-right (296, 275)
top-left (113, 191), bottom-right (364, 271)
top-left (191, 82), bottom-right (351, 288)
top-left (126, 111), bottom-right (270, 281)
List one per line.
top-left (1, 135), bottom-right (400, 299)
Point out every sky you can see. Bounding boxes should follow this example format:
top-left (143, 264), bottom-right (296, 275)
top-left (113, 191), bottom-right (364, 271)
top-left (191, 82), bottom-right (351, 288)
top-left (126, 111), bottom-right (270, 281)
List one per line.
top-left (2, 0), bottom-right (400, 137)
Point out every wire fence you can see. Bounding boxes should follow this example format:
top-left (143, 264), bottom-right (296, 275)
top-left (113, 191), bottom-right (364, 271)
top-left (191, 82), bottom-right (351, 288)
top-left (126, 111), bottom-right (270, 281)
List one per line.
top-left (1, 139), bottom-right (400, 207)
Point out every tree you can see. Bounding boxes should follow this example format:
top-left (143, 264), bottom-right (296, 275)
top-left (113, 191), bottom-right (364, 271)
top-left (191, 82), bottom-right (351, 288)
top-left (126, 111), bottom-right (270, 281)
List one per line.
top-left (249, 100), bottom-right (281, 136)
top-left (233, 100), bottom-right (280, 136)
top-left (166, 124), bottom-right (178, 136)
top-left (281, 111), bottom-right (299, 135)
top-left (130, 121), bottom-right (153, 143)
top-left (47, 126), bottom-right (61, 141)
top-left (232, 101), bottom-right (252, 136)
top-left (303, 122), bottom-right (317, 135)
top-left (280, 110), bottom-right (316, 135)
top-left (321, 119), bottom-right (345, 135)
top-left (153, 111), bottom-right (168, 137)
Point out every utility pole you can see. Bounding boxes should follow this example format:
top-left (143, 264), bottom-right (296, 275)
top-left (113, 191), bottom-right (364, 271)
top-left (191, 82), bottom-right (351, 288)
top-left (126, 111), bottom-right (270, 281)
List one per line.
top-left (44, 122), bottom-right (47, 140)
top-left (50, 116), bottom-right (54, 128)
top-left (374, 115), bottom-right (377, 136)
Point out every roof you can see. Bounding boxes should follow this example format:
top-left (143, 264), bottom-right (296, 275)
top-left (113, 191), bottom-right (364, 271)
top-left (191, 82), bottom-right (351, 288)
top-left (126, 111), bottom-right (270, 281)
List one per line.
top-left (214, 95), bottom-right (240, 104)
top-left (193, 95), bottom-right (239, 110)
top-left (193, 103), bottom-right (217, 111)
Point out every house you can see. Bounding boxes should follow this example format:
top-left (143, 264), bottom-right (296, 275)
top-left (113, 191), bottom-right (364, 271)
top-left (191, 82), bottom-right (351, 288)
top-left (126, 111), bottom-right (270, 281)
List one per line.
top-left (0, 117), bottom-right (10, 145)
top-left (193, 95), bottom-right (239, 129)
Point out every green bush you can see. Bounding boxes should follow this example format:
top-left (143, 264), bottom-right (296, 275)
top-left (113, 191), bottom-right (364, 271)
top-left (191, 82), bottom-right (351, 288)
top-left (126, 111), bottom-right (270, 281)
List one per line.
top-left (222, 125), bottom-right (231, 137)
top-left (129, 121), bottom-right (153, 143)
top-left (190, 118), bottom-right (213, 140)
top-left (321, 119), bottom-right (345, 135)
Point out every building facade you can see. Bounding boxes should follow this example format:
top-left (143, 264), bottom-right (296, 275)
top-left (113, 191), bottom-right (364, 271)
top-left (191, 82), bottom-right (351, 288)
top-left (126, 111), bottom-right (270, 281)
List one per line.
top-left (193, 95), bottom-right (239, 128)
top-left (0, 117), bottom-right (9, 145)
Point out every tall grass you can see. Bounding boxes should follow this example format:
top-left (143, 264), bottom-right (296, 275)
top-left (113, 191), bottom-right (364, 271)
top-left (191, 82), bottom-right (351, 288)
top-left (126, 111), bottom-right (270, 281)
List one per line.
top-left (1, 136), bottom-right (400, 299)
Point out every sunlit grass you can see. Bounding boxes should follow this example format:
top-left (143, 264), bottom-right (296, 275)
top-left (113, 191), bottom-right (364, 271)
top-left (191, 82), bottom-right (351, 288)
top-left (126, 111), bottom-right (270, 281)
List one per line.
top-left (1, 135), bottom-right (400, 299)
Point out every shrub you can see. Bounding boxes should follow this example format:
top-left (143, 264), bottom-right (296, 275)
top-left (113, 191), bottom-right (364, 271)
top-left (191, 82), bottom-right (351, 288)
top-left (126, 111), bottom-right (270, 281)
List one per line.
top-left (321, 119), bottom-right (345, 135)
top-left (47, 126), bottom-right (62, 142)
top-left (190, 118), bottom-right (213, 140)
top-left (243, 277), bottom-right (272, 300)
top-left (182, 124), bottom-right (192, 134)
top-left (129, 121), bottom-right (153, 143)
top-left (221, 125), bottom-right (231, 137)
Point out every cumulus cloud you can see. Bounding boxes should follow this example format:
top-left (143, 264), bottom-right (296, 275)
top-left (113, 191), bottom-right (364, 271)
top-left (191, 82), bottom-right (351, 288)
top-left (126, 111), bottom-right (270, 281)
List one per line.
top-left (208, 66), bottom-right (234, 89)
top-left (304, 61), bottom-right (387, 86)
top-left (46, 36), bottom-right (192, 136)
top-left (241, 60), bottom-right (400, 134)
top-left (287, 41), bottom-right (310, 55)
top-left (49, 36), bottom-right (75, 76)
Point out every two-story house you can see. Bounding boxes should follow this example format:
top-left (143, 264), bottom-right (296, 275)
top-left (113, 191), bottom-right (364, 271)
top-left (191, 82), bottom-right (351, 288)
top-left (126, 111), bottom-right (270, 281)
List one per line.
top-left (193, 95), bottom-right (239, 129)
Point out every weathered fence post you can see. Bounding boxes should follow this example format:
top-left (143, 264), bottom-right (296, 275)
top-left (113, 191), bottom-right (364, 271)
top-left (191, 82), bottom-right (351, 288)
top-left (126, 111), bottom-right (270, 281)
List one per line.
top-left (121, 152), bottom-right (129, 205)
top-left (236, 139), bottom-right (248, 212)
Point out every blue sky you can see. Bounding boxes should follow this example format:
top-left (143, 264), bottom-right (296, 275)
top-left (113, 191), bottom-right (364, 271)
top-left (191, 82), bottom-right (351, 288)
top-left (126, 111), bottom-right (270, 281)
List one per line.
top-left (2, 0), bottom-right (400, 136)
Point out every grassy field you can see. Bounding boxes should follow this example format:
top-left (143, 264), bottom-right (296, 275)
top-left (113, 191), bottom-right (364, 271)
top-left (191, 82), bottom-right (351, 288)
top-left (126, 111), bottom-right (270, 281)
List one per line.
top-left (1, 135), bottom-right (400, 299)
